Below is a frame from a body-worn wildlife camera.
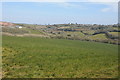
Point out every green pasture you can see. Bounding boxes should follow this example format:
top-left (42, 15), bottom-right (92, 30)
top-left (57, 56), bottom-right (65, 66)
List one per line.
top-left (2, 36), bottom-right (118, 78)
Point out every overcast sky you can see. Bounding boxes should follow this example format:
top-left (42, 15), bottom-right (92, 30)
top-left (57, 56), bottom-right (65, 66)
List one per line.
top-left (1, 2), bottom-right (118, 25)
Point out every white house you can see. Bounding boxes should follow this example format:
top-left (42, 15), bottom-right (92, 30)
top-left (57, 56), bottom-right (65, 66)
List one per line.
top-left (16, 25), bottom-right (23, 29)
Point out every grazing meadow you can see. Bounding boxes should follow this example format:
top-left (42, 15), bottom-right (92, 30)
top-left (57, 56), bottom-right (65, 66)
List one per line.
top-left (2, 36), bottom-right (118, 78)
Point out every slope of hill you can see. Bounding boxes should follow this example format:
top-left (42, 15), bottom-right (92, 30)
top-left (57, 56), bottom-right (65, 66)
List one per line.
top-left (2, 36), bottom-right (118, 78)
top-left (0, 22), bottom-right (16, 27)
top-left (1, 22), bottom-right (119, 45)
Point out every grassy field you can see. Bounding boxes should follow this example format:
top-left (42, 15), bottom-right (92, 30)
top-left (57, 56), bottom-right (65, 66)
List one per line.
top-left (88, 34), bottom-right (108, 40)
top-left (109, 32), bottom-right (119, 36)
top-left (2, 36), bottom-right (118, 78)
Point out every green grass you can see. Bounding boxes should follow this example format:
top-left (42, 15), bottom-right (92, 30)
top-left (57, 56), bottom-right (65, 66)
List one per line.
top-left (108, 32), bottom-right (119, 36)
top-left (21, 27), bottom-right (43, 34)
top-left (66, 32), bottom-right (86, 38)
top-left (2, 27), bottom-right (43, 34)
top-left (2, 27), bottom-right (29, 34)
top-left (83, 30), bottom-right (95, 35)
top-left (88, 34), bottom-right (108, 40)
top-left (2, 36), bottom-right (118, 78)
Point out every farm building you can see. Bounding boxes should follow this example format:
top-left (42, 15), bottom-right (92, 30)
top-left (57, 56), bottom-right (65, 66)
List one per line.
top-left (15, 25), bottom-right (23, 29)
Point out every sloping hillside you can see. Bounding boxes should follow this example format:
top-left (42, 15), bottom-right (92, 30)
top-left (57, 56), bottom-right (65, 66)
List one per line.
top-left (0, 22), bottom-right (16, 27)
top-left (2, 36), bottom-right (118, 78)
top-left (1, 22), bottom-right (119, 45)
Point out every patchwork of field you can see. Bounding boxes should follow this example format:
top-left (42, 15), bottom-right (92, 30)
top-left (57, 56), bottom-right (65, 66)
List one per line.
top-left (2, 23), bottom-right (120, 45)
top-left (2, 36), bottom-right (118, 78)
